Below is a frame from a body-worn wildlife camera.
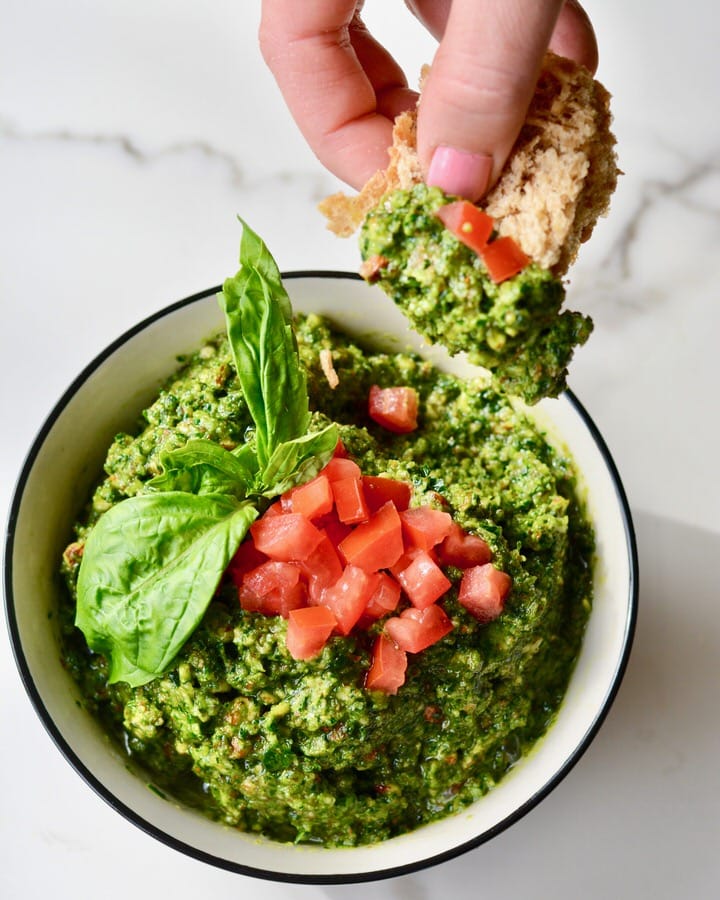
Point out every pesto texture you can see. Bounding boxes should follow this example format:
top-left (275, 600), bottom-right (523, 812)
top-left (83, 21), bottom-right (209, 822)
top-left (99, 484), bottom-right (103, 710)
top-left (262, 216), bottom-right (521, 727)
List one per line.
top-left (359, 184), bottom-right (593, 404)
top-left (60, 314), bottom-right (593, 848)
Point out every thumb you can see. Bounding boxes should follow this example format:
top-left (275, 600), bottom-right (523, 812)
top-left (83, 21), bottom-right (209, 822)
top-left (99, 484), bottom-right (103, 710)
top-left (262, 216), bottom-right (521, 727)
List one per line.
top-left (418, 0), bottom-right (564, 201)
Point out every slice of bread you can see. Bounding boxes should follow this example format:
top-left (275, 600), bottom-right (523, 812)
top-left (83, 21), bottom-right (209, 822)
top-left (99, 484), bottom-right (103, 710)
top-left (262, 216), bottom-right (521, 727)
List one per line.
top-left (318, 52), bottom-right (619, 276)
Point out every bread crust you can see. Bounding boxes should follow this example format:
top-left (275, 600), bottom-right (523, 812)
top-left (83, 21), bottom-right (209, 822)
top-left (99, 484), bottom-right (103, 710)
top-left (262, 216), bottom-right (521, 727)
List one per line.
top-left (318, 52), bottom-right (619, 276)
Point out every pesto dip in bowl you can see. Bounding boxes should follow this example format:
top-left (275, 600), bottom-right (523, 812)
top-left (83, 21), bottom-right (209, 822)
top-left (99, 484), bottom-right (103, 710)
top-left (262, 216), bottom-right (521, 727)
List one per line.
top-left (4, 271), bottom-right (637, 883)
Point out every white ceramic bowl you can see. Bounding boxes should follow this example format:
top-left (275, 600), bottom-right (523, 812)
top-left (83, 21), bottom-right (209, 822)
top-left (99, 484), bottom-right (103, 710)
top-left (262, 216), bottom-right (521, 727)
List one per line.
top-left (4, 272), bottom-right (637, 883)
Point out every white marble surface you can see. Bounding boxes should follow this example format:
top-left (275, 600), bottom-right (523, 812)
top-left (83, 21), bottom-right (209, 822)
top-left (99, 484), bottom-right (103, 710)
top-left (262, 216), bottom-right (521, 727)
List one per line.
top-left (2, 1), bottom-right (719, 896)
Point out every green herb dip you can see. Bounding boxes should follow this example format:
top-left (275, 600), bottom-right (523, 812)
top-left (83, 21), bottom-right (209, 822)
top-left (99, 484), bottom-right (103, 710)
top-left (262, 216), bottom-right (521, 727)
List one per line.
top-left (60, 313), bottom-right (593, 847)
top-left (359, 184), bottom-right (593, 404)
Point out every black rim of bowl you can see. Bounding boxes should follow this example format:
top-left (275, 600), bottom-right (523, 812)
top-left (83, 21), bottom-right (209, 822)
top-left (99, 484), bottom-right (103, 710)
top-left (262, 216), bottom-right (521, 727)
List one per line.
top-left (3, 271), bottom-right (639, 884)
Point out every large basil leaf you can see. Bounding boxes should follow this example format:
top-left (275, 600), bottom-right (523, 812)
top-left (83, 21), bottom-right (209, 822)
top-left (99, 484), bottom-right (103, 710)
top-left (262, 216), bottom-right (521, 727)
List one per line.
top-left (76, 492), bottom-right (257, 686)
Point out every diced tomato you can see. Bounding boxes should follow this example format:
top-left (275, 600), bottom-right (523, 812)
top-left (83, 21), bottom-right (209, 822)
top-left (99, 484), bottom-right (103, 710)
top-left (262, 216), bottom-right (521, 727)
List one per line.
top-left (362, 571), bottom-right (402, 621)
top-left (322, 456), bottom-right (361, 482)
top-left (458, 563), bottom-right (512, 622)
top-left (395, 550), bottom-right (452, 609)
top-left (250, 512), bottom-right (324, 562)
top-left (481, 236), bottom-right (529, 283)
top-left (385, 604), bottom-right (453, 653)
top-left (226, 537), bottom-right (267, 587)
top-left (368, 385), bottom-right (418, 434)
top-left (338, 501), bottom-right (404, 572)
top-left (286, 605), bottom-right (337, 660)
top-left (318, 565), bottom-right (378, 635)
top-left (281, 474), bottom-right (334, 519)
top-left (332, 439), bottom-right (349, 458)
top-left (400, 507), bottom-right (453, 552)
top-left (435, 201), bottom-right (494, 255)
top-left (299, 534), bottom-right (344, 603)
top-left (436, 522), bottom-right (493, 569)
top-left (388, 545), bottom-right (434, 579)
top-left (362, 476), bottom-right (412, 513)
top-left (314, 510), bottom-right (353, 547)
top-left (331, 476), bottom-right (369, 525)
top-left (238, 560), bottom-right (307, 618)
top-left (365, 633), bottom-right (407, 694)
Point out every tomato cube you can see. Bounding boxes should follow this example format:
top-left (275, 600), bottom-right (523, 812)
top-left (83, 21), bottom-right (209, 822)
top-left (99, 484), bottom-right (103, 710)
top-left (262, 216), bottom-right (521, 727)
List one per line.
top-left (437, 522), bottom-right (493, 568)
top-left (286, 605), bottom-right (337, 660)
top-left (238, 560), bottom-right (307, 618)
top-left (365, 634), bottom-right (407, 694)
top-left (400, 507), bottom-right (453, 552)
top-left (331, 476), bottom-right (369, 525)
top-left (384, 604), bottom-right (453, 653)
top-left (250, 512), bottom-right (324, 562)
top-left (281, 473), bottom-right (334, 519)
top-left (458, 563), bottom-right (512, 622)
top-left (314, 510), bottom-right (353, 547)
top-left (368, 385), bottom-right (418, 434)
top-left (395, 550), bottom-right (452, 609)
top-left (338, 501), bottom-right (404, 572)
top-left (481, 236), bottom-right (529, 283)
top-left (226, 537), bottom-right (267, 587)
top-left (322, 455), bottom-right (362, 482)
top-left (362, 476), bottom-right (412, 513)
top-left (435, 201), bottom-right (494, 255)
top-left (300, 533), bottom-right (344, 604)
top-left (362, 571), bottom-right (402, 621)
top-left (318, 565), bottom-right (377, 635)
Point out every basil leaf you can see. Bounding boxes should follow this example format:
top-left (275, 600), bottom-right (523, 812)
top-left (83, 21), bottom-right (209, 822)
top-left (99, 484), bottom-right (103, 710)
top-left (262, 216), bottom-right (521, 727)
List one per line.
top-left (260, 424), bottom-right (338, 498)
top-left (76, 492), bottom-right (257, 686)
top-left (148, 439), bottom-right (257, 498)
top-left (219, 220), bottom-right (309, 468)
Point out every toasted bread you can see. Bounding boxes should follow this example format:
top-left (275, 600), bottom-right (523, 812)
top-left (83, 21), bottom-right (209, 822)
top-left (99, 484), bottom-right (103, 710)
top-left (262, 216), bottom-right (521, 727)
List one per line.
top-left (318, 52), bottom-right (619, 276)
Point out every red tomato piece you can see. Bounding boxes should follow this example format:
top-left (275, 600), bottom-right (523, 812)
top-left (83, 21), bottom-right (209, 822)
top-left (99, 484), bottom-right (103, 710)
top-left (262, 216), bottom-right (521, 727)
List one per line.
top-left (338, 501), bottom-right (404, 572)
top-left (481, 236), bottom-right (530, 283)
top-left (365, 634), bottom-right (407, 694)
top-left (458, 563), bottom-right (512, 622)
top-left (281, 474), bottom-right (334, 519)
top-left (299, 534), bottom-right (344, 604)
top-left (286, 605), bottom-right (337, 660)
top-left (436, 522), bottom-right (493, 569)
top-left (331, 476), bottom-right (370, 525)
top-left (314, 510), bottom-right (353, 547)
top-left (435, 201), bottom-right (494, 255)
top-left (226, 537), bottom-right (267, 587)
top-left (368, 385), bottom-right (419, 434)
top-left (322, 455), bottom-right (362, 482)
top-left (385, 604), bottom-right (453, 653)
top-left (395, 550), bottom-right (452, 609)
top-left (318, 565), bottom-right (377, 635)
top-left (362, 476), bottom-right (412, 513)
top-left (362, 571), bottom-right (402, 621)
top-left (250, 512), bottom-right (324, 562)
top-left (400, 507), bottom-right (453, 552)
top-left (238, 560), bottom-right (307, 618)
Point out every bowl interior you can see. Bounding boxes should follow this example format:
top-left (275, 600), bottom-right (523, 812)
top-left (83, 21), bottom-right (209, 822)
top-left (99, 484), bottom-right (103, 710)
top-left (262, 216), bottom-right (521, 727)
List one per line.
top-left (5, 273), bottom-right (637, 882)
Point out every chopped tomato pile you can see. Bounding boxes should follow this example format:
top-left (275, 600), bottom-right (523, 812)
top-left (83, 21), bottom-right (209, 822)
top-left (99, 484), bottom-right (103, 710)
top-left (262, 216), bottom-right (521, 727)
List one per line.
top-left (435, 200), bottom-right (530, 283)
top-left (227, 438), bottom-right (512, 694)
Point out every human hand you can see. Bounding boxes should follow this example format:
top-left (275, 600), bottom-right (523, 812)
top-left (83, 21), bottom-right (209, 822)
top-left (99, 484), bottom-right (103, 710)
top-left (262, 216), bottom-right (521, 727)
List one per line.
top-left (259, 1), bottom-right (598, 201)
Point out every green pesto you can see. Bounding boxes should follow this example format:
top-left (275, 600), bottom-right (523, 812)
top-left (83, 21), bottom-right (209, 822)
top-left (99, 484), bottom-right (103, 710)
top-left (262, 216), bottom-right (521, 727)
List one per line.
top-left (59, 314), bottom-right (593, 848)
top-left (359, 184), bottom-right (593, 404)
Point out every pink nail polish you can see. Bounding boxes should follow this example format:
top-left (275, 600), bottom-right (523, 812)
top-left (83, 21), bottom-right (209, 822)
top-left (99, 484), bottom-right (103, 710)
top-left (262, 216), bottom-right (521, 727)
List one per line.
top-left (427, 146), bottom-right (492, 201)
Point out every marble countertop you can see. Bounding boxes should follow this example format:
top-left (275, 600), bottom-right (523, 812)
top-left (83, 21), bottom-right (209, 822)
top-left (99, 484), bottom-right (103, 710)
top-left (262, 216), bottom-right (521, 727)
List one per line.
top-left (2, 1), bottom-right (718, 897)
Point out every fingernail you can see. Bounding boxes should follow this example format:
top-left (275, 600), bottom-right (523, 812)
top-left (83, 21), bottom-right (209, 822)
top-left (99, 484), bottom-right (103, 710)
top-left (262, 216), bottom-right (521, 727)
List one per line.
top-left (427, 146), bottom-right (492, 201)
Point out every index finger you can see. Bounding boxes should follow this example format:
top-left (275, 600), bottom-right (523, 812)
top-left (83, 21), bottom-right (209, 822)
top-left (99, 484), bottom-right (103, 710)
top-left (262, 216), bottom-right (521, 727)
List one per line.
top-left (259, 0), bottom-right (415, 187)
